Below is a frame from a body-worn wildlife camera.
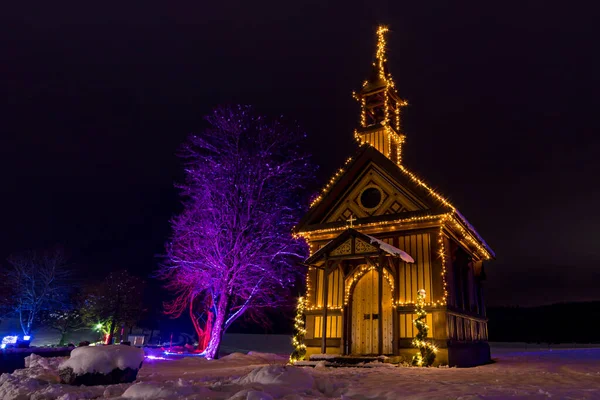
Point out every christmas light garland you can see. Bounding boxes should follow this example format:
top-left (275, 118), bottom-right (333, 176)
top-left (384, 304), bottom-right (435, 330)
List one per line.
top-left (289, 296), bottom-right (307, 363)
top-left (299, 24), bottom-right (494, 322)
top-left (343, 263), bottom-right (394, 306)
top-left (309, 156), bottom-right (354, 208)
top-left (352, 25), bottom-right (407, 165)
top-left (411, 289), bottom-right (438, 367)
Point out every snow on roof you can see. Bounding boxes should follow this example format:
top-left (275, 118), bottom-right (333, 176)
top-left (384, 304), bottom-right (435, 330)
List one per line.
top-left (365, 234), bottom-right (415, 263)
top-left (454, 210), bottom-right (495, 258)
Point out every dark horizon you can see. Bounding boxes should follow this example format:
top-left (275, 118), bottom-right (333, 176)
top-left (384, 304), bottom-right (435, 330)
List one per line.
top-left (1, 1), bottom-right (599, 307)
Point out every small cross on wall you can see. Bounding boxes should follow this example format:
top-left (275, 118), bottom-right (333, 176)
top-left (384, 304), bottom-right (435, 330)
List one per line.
top-left (347, 214), bottom-right (356, 228)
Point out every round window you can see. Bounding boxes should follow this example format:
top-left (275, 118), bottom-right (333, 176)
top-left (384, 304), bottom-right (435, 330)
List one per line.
top-left (360, 187), bottom-right (382, 209)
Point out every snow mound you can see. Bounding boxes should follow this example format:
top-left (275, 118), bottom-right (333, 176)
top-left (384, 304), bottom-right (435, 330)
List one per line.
top-left (59, 345), bottom-right (144, 375)
top-left (219, 352), bottom-right (248, 361)
top-left (219, 351), bottom-right (286, 365)
top-left (229, 389), bottom-right (275, 400)
top-left (308, 353), bottom-right (339, 360)
top-left (121, 382), bottom-right (207, 399)
top-left (5, 354), bottom-right (64, 384)
top-left (236, 365), bottom-right (314, 389)
top-left (246, 351), bottom-right (287, 362)
top-left (0, 374), bottom-right (47, 400)
top-left (0, 373), bottom-right (105, 400)
top-left (26, 353), bottom-right (64, 374)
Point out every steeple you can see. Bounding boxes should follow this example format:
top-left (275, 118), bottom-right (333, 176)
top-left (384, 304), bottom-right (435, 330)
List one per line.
top-left (353, 26), bottom-right (408, 165)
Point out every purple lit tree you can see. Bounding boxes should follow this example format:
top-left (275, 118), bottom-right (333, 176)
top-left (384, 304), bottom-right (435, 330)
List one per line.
top-left (159, 105), bottom-right (313, 359)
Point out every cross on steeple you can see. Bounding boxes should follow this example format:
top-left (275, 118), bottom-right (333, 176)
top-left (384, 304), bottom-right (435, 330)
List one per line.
top-left (347, 214), bottom-right (356, 228)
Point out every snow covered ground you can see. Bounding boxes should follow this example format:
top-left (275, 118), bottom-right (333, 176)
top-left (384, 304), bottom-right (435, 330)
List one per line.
top-left (2, 342), bottom-right (600, 399)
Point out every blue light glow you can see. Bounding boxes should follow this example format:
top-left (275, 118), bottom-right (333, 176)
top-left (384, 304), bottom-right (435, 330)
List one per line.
top-left (163, 351), bottom-right (206, 358)
top-left (1, 336), bottom-right (18, 345)
top-left (145, 355), bottom-right (169, 360)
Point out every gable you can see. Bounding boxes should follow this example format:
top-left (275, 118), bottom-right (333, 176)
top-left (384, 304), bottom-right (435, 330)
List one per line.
top-left (296, 145), bottom-right (452, 233)
top-left (323, 163), bottom-right (429, 224)
top-left (296, 145), bottom-right (494, 261)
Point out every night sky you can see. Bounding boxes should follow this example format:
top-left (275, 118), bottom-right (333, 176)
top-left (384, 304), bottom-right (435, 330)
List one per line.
top-left (1, 2), bottom-right (599, 307)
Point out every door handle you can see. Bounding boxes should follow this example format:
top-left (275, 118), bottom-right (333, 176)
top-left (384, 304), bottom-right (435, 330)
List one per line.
top-left (363, 314), bottom-right (371, 320)
top-left (372, 314), bottom-right (379, 320)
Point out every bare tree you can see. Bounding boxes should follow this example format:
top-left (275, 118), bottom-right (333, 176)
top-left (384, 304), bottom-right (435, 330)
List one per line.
top-left (3, 247), bottom-right (72, 335)
top-left (80, 270), bottom-right (145, 344)
top-left (0, 277), bottom-right (15, 323)
top-left (158, 105), bottom-right (313, 359)
top-left (38, 292), bottom-right (85, 346)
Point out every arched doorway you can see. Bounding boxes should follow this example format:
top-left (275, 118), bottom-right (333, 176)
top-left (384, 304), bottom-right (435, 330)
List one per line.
top-left (351, 269), bottom-right (393, 354)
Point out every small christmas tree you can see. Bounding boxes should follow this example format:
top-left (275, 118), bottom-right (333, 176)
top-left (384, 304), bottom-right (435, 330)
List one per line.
top-left (411, 289), bottom-right (437, 367)
top-left (289, 296), bottom-right (307, 363)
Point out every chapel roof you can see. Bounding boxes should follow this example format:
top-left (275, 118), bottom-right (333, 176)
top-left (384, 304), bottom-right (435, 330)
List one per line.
top-left (296, 145), bottom-right (495, 260)
top-left (296, 26), bottom-right (494, 261)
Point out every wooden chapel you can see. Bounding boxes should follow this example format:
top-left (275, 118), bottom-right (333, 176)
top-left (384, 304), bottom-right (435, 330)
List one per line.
top-left (294, 27), bottom-right (495, 367)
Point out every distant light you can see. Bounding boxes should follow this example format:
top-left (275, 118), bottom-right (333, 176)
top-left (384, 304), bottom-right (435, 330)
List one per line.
top-left (23, 335), bottom-right (31, 341)
top-left (163, 351), bottom-right (206, 358)
top-left (1, 343), bottom-right (6, 349)
top-left (1, 336), bottom-right (18, 345)
top-left (145, 355), bottom-right (168, 360)
top-left (95, 323), bottom-right (103, 331)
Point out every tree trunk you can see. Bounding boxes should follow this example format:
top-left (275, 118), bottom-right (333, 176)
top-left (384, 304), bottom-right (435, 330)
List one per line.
top-left (106, 295), bottom-right (121, 345)
top-left (201, 311), bottom-right (213, 351)
top-left (190, 294), bottom-right (214, 352)
top-left (106, 318), bottom-right (116, 345)
top-left (190, 297), bottom-right (205, 351)
top-left (58, 331), bottom-right (67, 346)
top-left (19, 310), bottom-right (27, 335)
top-left (202, 295), bottom-right (229, 359)
top-left (19, 309), bottom-right (34, 335)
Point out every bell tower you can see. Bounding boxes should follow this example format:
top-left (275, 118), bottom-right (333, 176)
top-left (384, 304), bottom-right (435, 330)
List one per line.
top-left (353, 26), bottom-right (408, 165)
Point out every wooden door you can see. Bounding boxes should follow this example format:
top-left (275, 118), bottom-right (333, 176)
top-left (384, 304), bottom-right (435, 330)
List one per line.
top-left (351, 269), bottom-right (393, 354)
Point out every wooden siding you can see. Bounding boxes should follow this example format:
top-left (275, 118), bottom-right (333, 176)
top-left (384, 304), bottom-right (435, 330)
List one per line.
top-left (447, 313), bottom-right (488, 342)
top-left (362, 129), bottom-right (390, 158)
top-left (311, 267), bottom-right (343, 308)
top-left (306, 315), bottom-right (315, 339)
top-left (382, 279), bottom-right (393, 354)
top-left (399, 313), bottom-right (433, 338)
top-left (327, 268), bottom-right (343, 308)
top-left (314, 315), bottom-right (342, 338)
top-left (396, 233), bottom-right (433, 303)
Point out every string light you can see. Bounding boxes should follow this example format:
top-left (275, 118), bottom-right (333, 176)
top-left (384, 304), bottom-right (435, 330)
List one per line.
top-left (306, 305), bottom-right (344, 311)
top-left (347, 25), bottom-right (492, 258)
top-left (298, 214), bottom-right (446, 238)
top-left (361, 98), bottom-right (366, 127)
top-left (438, 216), bottom-right (449, 304)
top-left (298, 26), bottom-right (494, 332)
top-left (342, 264), bottom-right (395, 306)
top-left (375, 26), bottom-right (389, 81)
top-left (301, 215), bottom-right (487, 309)
top-left (289, 296), bottom-right (307, 363)
top-left (411, 289), bottom-right (438, 366)
top-left (352, 25), bottom-right (407, 165)
top-left (309, 156), bottom-right (354, 208)
top-left (305, 267), bottom-right (313, 308)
